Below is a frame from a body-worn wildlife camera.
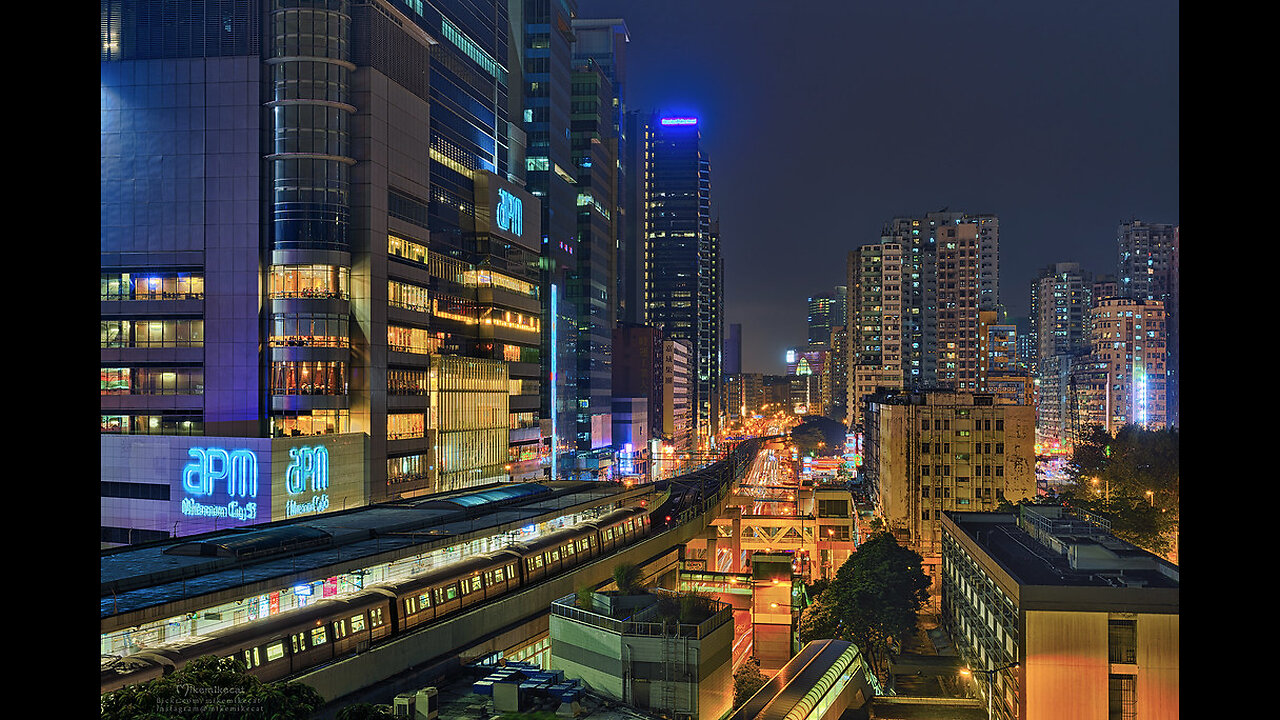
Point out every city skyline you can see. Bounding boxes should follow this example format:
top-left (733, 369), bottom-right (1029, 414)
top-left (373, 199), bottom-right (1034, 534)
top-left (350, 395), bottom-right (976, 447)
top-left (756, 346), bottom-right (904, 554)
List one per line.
top-left (582, 0), bottom-right (1179, 374)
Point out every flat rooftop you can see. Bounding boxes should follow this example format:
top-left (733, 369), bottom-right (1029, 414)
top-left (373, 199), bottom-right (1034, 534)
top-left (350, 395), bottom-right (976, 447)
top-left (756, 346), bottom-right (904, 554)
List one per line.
top-left (944, 510), bottom-right (1178, 611)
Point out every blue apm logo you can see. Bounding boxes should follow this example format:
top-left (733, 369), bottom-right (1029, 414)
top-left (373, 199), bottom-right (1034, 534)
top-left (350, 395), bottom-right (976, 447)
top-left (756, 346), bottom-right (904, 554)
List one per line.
top-left (285, 446), bottom-right (329, 495)
top-left (183, 448), bottom-right (258, 498)
top-left (496, 188), bottom-right (522, 236)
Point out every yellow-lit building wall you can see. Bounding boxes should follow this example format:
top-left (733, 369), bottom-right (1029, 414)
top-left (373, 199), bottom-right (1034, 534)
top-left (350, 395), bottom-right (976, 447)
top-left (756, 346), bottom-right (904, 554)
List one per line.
top-left (1137, 613), bottom-right (1179, 719)
top-left (1024, 610), bottom-right (1178, 720)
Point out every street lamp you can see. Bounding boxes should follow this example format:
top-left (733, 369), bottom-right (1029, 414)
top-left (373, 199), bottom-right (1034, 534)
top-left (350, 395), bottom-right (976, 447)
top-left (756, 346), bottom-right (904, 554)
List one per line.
top-left (1090, 477), bottom-right (1109, 501)
top-left (961, 661), bottom-right (1020, 720)
top-left (1145, 490), bottom-right (1154, 507)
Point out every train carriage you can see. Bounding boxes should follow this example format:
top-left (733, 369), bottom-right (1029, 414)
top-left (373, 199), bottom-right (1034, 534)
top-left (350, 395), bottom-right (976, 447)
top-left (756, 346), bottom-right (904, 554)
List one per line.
top-left (373, 549), bottom-right (523, 633)
top-left (100, 474), bottom-right (695, 697)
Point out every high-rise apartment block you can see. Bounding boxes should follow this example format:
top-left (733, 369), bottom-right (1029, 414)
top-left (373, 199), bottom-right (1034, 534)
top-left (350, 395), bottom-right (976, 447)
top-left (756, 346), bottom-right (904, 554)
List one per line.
top-left (942, 507), bottom-right (1179, 720)
top-left (101, 0), bottom-right (550, 543)
top-left (1116, 220), bottom-right (1178, 429)
top-left (1089, 298), bottom-right (1168, 432)
top-left (1031, 263), bottom-right (1094, 361)
top-left (846, 210), bottom-right (998, 427)
top-left (861, 390), bottom-right (1036, 598)
top-left (642, 114), bottom-right (722, 449)
top-left (846, 242), bottom-right (904, 427)
top-left (1030, 263), bottom-right (1094, 449)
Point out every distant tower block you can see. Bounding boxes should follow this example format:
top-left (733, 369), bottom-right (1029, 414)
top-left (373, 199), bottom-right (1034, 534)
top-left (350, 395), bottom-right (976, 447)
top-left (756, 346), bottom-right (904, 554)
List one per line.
top-left (751, 552), bottom-right (796, 673)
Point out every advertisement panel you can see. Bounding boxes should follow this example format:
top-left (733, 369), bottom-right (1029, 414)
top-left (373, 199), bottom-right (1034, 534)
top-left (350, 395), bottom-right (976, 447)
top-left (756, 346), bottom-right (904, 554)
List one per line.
top-left (101, 433), bottom-right (370, 539)
top-left (474, 170), bottom-right (541, 251)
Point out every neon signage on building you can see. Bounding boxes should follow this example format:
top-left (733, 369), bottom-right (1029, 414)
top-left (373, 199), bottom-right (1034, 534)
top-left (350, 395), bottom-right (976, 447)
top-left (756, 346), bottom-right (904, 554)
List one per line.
top-left (497, 188), bottom-right (523, 236)
top-left (284, 445), bottom-right (331, 518)
top-left (181, 447), bottom-right (259, 521)
top-left (660, 117), bottom-right (698, 125)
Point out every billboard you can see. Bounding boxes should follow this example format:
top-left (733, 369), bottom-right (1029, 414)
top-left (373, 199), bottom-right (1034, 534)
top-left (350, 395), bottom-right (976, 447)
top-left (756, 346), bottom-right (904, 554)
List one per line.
top-left (473, 170), bottom-right (541, 251)
top-left (101, 433), bottom-right (370, 538)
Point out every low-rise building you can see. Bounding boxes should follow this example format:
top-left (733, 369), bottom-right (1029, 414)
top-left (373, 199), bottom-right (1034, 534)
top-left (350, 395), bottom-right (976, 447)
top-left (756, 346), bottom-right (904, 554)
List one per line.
top-left (941, 507), bottom-right (1179, 720)
top-left (549, 590), bottom-right (734, 720)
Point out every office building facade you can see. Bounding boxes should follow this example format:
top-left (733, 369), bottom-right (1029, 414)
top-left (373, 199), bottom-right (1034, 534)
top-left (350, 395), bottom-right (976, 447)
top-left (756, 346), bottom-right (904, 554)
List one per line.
top-left (101, 0), bottom-right (544, 542)
top-left (642, 114), bottom-right (721, 449)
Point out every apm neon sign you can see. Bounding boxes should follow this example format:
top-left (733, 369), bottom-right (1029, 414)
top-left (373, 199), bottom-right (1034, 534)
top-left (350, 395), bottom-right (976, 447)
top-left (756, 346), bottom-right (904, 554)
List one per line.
top-left (181, 448), bottom-right (259, 521)
top-left (284, 446), bottom-right (331, 517)
top-left (496, 188), bottom-right (523, 236)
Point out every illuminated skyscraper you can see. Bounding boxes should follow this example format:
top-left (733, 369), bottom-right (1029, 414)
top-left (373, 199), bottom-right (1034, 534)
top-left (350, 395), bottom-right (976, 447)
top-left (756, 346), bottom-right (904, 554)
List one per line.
top-left (101, 0), bottom-right (541, 543)
top-left (642, 114), bottom-right (721, 448)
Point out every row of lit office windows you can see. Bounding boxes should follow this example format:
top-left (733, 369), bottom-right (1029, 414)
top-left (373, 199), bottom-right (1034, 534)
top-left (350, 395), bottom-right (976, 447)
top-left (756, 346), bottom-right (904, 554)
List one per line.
top-left (102, 272), bottom-right (204, 301)
top-left (101, 367), bottom-right (204, 395)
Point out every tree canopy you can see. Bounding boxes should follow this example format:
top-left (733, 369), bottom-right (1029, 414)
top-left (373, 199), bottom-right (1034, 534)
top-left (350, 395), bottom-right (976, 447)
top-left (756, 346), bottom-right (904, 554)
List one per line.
top-left (732, 657), bottom-right (769, 709)
top-left (100, 655), bottom-right (325, 720)
top-left (1063, 423), bottom-right (1179, 557)
top-left (797, 532), bottom-right (929, 680)
top-left (791, 416), bottom-right (846, 457)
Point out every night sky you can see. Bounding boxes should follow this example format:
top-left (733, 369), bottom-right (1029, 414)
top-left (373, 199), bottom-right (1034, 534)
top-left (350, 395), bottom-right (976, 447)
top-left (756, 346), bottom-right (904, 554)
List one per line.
top-left (579, 0), bottom-right (1179, 374)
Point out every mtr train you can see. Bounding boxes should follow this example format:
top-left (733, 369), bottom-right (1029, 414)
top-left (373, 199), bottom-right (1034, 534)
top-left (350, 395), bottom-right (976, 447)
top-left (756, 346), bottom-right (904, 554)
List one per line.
top-left (100, 505), bottom-right (652, 695)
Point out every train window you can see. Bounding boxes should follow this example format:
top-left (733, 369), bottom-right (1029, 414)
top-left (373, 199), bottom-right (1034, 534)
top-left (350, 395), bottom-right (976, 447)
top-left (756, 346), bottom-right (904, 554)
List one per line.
top-left (550, 550), bottom-right (560, 562)
top-left (266, 642), bottom-right (285, 662)
top-left (292, 633), bottom-right (307, 653)
top-left (334, 620), bottom-right (346, 639)
top-left (471, 576), bottom-right (482, 592)
top-left (507, 564), bottom-right (516, 578)
top-left (564, 543), bottom-right (574, 556)
top-left (311, 627), bottom-right (328, 646)
top-left (627, 519), bottom-right (635, 531)
top-left (243, 647), bottom-right (259, 668)
top-left (371, 608), bottom-right (385, 627)
top-left (526, 558), bottom-right (535, 570)
top-left (350, 614), bottom-right (366, 632)
top-left (459, 579), bottom-right (469, 596)
top-left (419, 592), bottom-right (431, 608)
top-left (405, 597), bottom-right (416, 615)
top-left (445, 585), bottom-right (458, 601)
top-left (535, 555), bottom-right (544, 568)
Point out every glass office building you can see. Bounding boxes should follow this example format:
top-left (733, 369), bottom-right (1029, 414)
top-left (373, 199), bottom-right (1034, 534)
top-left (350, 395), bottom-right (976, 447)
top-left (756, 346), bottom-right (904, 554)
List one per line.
top-left (101, 0), bottom-right (545, 542)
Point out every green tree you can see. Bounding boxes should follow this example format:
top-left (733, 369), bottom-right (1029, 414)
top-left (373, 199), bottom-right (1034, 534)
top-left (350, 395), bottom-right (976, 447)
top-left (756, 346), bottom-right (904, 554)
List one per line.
top-left (612, 562), bottom-right (644, 594)
top-left (790, 416), bottom-right (845, 457)
top-left (1059, 490), bottom-right (1176, 556)
top-left (733, 657), bottom-right (769, 708)
top-left (1065, 423), bottom-right (1179, 557)
top-left (336, 703), bottom-right (395, 720)
top-left (797, 532), bottom-right (929, 681)
top-left (100, 655), bottom-right (325, 720)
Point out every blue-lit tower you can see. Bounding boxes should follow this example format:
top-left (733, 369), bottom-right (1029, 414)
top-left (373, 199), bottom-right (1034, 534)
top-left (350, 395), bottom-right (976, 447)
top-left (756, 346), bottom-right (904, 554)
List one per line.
top-left (643, 114), bottom-right (722, 450)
